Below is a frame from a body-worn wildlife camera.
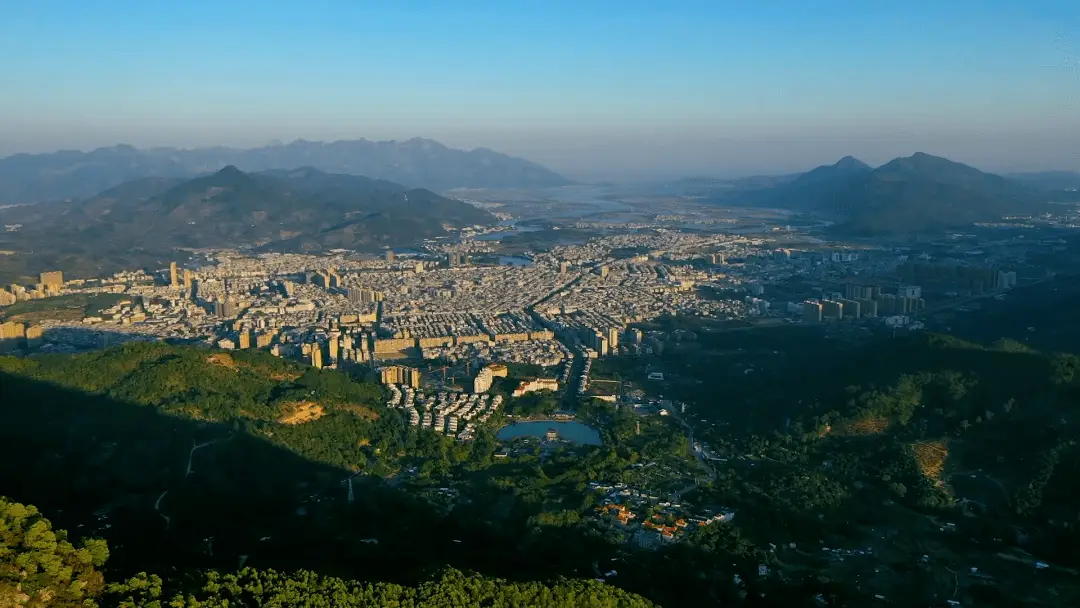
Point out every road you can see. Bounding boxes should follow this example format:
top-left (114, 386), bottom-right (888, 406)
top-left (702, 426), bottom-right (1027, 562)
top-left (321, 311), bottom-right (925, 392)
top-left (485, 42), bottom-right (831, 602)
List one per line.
top-left (661, 400), bottom-right (717, 480)
top-left (559, 351), bottom-right (587, 411)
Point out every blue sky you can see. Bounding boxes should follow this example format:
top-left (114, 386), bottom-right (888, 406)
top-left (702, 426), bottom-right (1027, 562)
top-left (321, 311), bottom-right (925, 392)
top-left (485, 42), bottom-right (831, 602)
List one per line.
top-left (1, 0), bottom-right (1077, 178)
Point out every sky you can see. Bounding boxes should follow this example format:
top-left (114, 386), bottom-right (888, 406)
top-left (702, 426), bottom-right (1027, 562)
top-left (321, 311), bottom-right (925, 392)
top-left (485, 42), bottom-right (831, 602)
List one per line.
top-left (1, 0), bottom-right (1077, 180)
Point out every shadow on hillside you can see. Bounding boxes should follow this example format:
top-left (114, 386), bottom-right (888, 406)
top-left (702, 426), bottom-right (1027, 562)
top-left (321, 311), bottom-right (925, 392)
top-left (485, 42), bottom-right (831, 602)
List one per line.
top-left (2, 326), bottom-right (211, 357)
top-left (38, 326), bottom-right (192, 352)
top-left (0, 370), bottom-right (358, 577)
top-left (0, 369), bottom-right (704, 602)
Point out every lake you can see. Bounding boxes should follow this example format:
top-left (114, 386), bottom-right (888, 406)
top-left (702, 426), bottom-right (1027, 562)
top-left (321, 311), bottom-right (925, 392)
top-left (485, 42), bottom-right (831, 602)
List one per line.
top-left (496, 420), bottom-right (602, 445)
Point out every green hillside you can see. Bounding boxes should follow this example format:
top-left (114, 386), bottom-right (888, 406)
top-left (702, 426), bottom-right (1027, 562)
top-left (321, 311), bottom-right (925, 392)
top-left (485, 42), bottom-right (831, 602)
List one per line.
top-left (593, 324), bottom-right (1080, 605)
top-left (3, 336), bottom-right (1080, 605)
top-left (0, 343), bottom-right (748, 606)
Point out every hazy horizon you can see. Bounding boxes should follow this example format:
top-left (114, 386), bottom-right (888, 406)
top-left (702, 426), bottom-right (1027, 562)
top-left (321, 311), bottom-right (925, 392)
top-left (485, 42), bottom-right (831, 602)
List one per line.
top-left (3, 1), bottom-right (1077, 180)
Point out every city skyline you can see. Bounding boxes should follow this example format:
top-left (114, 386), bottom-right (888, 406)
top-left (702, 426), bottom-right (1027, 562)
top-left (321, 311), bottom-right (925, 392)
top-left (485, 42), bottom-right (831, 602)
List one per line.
top-left (2, 1), bottom-right (1078, 179)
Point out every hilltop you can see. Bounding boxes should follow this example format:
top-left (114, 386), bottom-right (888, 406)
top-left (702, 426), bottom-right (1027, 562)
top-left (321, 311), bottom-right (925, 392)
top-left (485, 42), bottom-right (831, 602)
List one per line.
top-left (0, 138), bottom-right (573, 204)
top-left (704, 153), bottom-right (1044, 234)
top-left (0, 166), bottom-right (494, 280)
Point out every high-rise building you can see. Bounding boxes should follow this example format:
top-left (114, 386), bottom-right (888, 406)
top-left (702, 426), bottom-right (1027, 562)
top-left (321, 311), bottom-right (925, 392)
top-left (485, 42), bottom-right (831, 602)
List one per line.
top-left (801, 300), bottom-right (823, 323)
top-left (838, 298), bottom-right (861, 320)
top-left (821, 299), bottom-right (843, 320)
top-left (0, 288), bottom-right (15, 307)
top-left (385, 250), bottom-right (395, 263)
top-left (310, 346), bottom-right (323, 369)
top-left (473, 366), bottom-right (494, 394)
top-left (599, 265), bottom-right (609, 279)
top-left (594, 333), bottom-right (609, 356)
top-left (898, 261), bottom-right (1001, 294)
top-left (559, 261), bottom-right (569, 274)
top-left (415, 262), bottom-right (424, 274)
top-left (311, 271), bottom-right (330, 288)
top-left (878, 293), bottom-right (897, 315)
top-left (899, 296), bottom-right (925, 314)
top-left (328, 269), bottom-right (343, 288)
top-left (711, 253), bottom-right (726, 265)
top-left (25, 325), bottom-right (43, 349)
top-left (379, 365), bottom-right (421, 388)
top-left (238, 330), bottom-right (252, 350)
top-left (0, 321), bottom-right (26, 352)
top-left (607, 327), bottom-right (620, 350)
top-left (348, 288), bottom-right (384, 303)
top-left (214, 298), bottom-right (239, 318)
top-left (169, 262), bottom-right (179, 287)
top-left (0, 321), bottom-right (25, 339)
top-left (39, 271), bottom-right (63, 292)
top-left (328, 333), bottom-right (340, 361)
top-left (183, 269), bottom-right (194, 291)
top-left (898, 284), bottom-right (922, 299)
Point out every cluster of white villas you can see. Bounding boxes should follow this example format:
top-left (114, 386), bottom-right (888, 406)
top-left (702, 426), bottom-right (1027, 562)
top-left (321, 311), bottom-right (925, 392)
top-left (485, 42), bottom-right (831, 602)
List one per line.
top-left (386, 386), bottom-right (503, 441)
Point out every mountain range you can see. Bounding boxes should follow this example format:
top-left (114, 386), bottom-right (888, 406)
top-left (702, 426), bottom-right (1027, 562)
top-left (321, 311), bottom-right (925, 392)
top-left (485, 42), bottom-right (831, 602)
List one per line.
top-left (0, 138), bottom-right (573, 204)
top-left (696, 153), bottom-right (1048, 234)
top-left (0, 166), bottom-right (494, 281)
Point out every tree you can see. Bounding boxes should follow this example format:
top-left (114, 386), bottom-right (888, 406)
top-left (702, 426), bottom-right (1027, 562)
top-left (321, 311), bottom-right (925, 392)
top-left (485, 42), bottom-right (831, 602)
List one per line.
top-left (0, 498), bottom-right (107, 608)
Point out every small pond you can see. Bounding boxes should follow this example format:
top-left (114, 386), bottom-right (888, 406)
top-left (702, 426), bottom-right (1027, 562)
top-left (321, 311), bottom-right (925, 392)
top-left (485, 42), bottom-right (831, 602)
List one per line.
top-left (496, 420), bottom-right (602, 445)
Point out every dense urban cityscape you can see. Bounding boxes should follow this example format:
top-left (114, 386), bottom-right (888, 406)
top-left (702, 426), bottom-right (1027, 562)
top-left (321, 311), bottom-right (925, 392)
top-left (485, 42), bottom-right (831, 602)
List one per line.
top-left (0, 222), bottom-right (1039, 383)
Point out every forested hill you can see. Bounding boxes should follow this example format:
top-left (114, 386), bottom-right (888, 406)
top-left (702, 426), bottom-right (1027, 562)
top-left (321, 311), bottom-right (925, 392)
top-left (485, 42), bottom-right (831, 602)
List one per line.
top-left (0, 497), bottom-right (655, 608)
top-left (5, 336), bottom-right (1080, 605)
top-left (701, 153), bottom-right (1043, 234)
top-left (0, 166), bottom-right (495, 279)
top-left (0, 343), bottom-right (776, 607)
top-left (702, 332), bottom-right (1080, 600)
top-left (0, 342), bottom-right (390, 470)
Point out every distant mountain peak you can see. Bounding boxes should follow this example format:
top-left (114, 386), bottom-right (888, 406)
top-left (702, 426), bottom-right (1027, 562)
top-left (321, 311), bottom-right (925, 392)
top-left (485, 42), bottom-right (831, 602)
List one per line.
top-left (879, 153), bottom-right (981, 177)
top-left (747, 152), bottom-right (1041, 234)
top-left (893, 152), bottom-right (955, 168)
top-left (216, 165), bottom-right (244, 176)
top-left (833, 156), bottom-right (871, 170)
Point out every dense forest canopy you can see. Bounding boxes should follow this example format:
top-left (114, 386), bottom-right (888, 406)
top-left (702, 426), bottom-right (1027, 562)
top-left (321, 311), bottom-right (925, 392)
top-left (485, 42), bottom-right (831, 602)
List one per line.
top-left (0, 498), bottom-right (654, 608)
